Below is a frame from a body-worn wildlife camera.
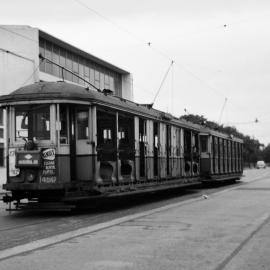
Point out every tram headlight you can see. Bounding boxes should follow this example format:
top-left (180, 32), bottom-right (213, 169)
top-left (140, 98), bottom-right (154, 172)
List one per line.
top-left (25, 170), bottom-right (36, 182)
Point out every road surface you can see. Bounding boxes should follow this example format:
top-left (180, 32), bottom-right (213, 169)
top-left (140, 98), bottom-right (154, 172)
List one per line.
top-left (0, 168), bottom-right (269, 269)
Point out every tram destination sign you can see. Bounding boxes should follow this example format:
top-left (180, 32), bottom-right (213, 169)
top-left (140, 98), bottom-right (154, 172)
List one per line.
top-left (16, 150), bottom-right (41, 168)
top-left (40, 148), bottom-right (57, 184)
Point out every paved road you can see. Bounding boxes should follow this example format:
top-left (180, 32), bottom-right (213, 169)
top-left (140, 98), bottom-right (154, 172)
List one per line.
top-left (0, 168), bottom-right (270, 269)
top-left (0, 172), bottom-right (251, 251)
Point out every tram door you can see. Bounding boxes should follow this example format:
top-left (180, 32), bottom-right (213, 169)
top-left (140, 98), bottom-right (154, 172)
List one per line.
top-left (69, 106), bottom-right (91, 181)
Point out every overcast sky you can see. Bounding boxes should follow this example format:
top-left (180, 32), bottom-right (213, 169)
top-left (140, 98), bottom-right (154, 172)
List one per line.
top-left (1, 0), bottom-right (269, 144)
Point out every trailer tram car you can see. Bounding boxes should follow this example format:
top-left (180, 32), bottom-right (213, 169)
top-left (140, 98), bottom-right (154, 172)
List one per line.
top-left (0, 82), bottom-right (243, 210)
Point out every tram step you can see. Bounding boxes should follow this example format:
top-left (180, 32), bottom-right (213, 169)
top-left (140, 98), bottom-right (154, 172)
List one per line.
top-left (7, 202), bottom-right (76, 212)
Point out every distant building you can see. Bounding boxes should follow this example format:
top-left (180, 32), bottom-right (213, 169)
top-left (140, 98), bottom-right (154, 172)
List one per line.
top-left (0, 25), bottom-right (134, 166)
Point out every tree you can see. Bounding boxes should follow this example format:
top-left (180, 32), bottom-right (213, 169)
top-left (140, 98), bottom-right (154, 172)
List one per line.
top-left (262, 144), bottom-right (270, 163)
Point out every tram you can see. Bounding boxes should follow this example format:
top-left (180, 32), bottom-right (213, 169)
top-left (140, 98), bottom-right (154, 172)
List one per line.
top-left (0, 81), bottom-right (243, 210)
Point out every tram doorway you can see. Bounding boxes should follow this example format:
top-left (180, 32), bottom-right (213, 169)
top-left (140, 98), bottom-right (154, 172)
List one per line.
top-left (96, 110), bottom-right (117, 183)
top-left (67, 105), bottom-right (91, 181)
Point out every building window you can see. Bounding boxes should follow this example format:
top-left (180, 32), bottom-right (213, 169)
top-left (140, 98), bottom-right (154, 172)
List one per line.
top-left (0, 128), bottom-right (3, 138)
top-left (104, 74), bottom-right (110, 89)
top-left (66, 51), bottom-right (73, 81)
top-left (52, 45), bottom-right (60, 77)
top-left (72, 55), bottom-right (79, 83)
top-left (59, 48), bottom-right (66, 79)
top-left (94, 69), bottom-right (100, 88)
top-left (78, 57), bottom-right (84, 85)
top-left (45, 42), bottom-right (53, 75)
top-left (39, 38), bottom-right (121, 95)
top-left (100, 72), bottom-right (105, 90)
top-left (84, 65), bottom-right (90, 86)
top-left (39, 39), bottom-right (46, 72)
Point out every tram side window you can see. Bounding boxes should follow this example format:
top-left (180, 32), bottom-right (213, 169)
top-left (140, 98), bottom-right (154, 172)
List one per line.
top-left (200, 136), bottom-right (208, 153)
top-left (118, 114), bottom-right (134, 147)
top-left (60, 106), bottom-right (68, 144)
top-left (76, 110), bottom-right (89, 140)
top-left (103, 129), bottom-right (112, 142)
top-left (15, 105), bottom-right (50, 141)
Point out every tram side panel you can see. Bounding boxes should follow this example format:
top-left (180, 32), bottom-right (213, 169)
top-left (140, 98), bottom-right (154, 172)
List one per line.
top-left (228, 140), bottom-right (232, 173)
top-left (175, 127), bottom-right (182, 178)
top-left (192, 132), bottom-right (200, 177)
top-left (134, 116), bottom-right (140, 181)
top-left (183, 130), bottom-right (192, 177)
top-left (180, 128), bottom-right (185, 177)
top-left (231, 142), bottom-right (235, 173)
top-left (214, 137), bottom-right (219, 174)
top-left (159, 123), bottom-right (167, 179)
top-left (171, 126), bottom-right (177, 178)
top-left (235, 142), bottom-right (239, 172)
top-left (146, 119), bottom-right (154, 180)
top-left (199, 134), bottom-right (211, 176)
top-left (223, 139), bottom-right (228, 174)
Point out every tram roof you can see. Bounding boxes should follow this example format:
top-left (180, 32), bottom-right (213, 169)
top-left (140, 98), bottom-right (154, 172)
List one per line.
top-left (200, 127), bottom-right (243, 143)
top-left (0, 81), bottom-right (243, 142)
top-left (0, 81), bottom-right (197, 128)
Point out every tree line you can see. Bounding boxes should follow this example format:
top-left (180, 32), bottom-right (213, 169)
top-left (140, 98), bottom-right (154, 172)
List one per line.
top-left (180, 114), bottom-right (269, 166)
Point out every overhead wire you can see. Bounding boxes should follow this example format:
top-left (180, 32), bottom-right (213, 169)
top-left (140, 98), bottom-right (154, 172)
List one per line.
top-left (218, 97), bottom-right (228, 123)
top-left (21, 59), bottom-right (43, 87)
top-left (152, 60), bottom-right (174, 106)
top-left (72, 0), bottom-right (147, 45)
top-left (0, 4), bottom-right (229, 106)
top-left (171, 61), bottom-right (174, 114)
top-left (1, 3), bottom-right (264, 128)
top-left (71, 0), bottom-right (228, 101)
top-left (0, 26), bottom-right (38, 43)
top-left (39, 54), bottom-right (100, 91)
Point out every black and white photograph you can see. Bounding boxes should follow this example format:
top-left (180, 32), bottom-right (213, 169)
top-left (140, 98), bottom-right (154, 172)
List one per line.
top-left (0, 0), bottom-right (269, 269)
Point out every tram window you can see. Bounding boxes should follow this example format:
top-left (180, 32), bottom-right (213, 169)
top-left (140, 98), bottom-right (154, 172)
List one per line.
top-left (200, 136), bottom-right (208, 152)
top-left (103, 129), bottom-right (112, 141)
top-left (154, 135), bottom-right (158, 148)
top-left (15, 105), bottom-right (50, 141)
top-left (76, 110), bottom-right (89, 140)
top-left (118, 128), bottom-right (126, 140)
top-left (60, 106), bottom-right (68, 144)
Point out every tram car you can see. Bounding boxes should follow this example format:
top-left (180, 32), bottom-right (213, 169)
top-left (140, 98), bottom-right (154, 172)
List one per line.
top-left (0, 81), bottom-right (243, 210)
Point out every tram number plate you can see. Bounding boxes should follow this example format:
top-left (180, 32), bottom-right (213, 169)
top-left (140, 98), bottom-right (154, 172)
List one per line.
top-left (40, 176), bottom-right (57, 184)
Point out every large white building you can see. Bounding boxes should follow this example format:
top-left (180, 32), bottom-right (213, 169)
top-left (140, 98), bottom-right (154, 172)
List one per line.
top-left (0, 25), bottom-right (134, 167)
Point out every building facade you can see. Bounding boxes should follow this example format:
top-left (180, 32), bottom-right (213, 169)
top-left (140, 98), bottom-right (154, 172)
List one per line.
top-left (0, 25), bottom-right (134, 167)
